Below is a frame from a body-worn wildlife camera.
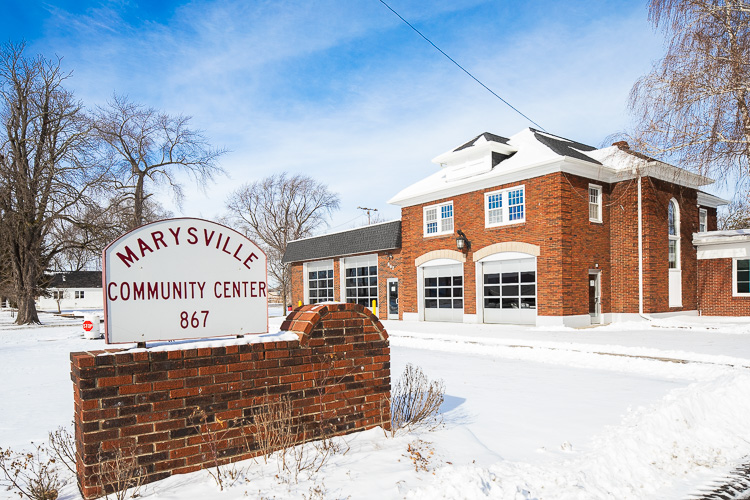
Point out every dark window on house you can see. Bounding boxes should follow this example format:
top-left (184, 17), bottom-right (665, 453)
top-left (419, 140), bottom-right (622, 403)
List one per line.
top-left (737, 259), bottom-right (750, 295)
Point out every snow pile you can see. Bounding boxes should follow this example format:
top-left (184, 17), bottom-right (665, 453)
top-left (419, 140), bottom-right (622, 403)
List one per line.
top-left (407, 373), bottom-right (750, 499)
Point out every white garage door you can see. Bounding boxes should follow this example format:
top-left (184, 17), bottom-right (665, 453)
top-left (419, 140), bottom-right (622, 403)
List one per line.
top-left (423, 264), bottom-right (463, 323)
top-left (483, 258), bottom-right (536, 325)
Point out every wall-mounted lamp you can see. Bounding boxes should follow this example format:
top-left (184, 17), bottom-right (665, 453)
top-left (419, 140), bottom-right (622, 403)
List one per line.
top-left (456, 230), bottom-right (470, 252)
top-left (387, 252), bottom-right (393, 261)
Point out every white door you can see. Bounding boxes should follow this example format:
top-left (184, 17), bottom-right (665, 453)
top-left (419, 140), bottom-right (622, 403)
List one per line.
top-left (423, 264), bottom-right (463, 323)
top-left (589, 272), bottom-right (601, 325)
top-left (482, 258), bottom-right (537, 325)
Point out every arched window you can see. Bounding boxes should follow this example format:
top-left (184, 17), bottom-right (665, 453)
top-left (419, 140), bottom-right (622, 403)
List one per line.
top-left (668, 199), bottom-right (680, 269)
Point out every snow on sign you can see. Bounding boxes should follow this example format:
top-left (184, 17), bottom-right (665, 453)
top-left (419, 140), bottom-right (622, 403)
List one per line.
top-left (103, 218), bottom-right (268, 343)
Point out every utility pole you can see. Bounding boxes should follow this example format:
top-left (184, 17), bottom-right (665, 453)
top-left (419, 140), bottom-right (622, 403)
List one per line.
top-left (357, 206), bottom-right (378, 225)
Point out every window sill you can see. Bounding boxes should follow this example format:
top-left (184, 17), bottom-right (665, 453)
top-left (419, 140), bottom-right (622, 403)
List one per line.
top-left (485, 220), bottom-right (525, 229)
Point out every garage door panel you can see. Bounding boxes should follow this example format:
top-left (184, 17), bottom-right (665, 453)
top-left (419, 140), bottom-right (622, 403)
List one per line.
top-left (483, 258), bottom-right (536, 325)
top-left (424, 264), bottom-right (463, 323)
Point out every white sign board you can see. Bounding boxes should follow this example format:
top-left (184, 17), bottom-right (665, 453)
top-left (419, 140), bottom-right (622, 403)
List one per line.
top-left (103, 218), bottom-right (268, 343)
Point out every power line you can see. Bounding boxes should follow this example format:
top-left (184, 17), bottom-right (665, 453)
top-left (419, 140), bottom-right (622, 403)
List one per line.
top-left (377, 0), bottom-right (546, 132)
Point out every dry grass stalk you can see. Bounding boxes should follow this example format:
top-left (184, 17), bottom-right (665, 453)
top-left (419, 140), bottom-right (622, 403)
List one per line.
top-left (47, 427), bottom-right (76, 476)
top-left (95, 443), bottom-right (145, 500)
top-left (390, 364), bottom-right (445, 434)
top-left (0, 443), bottom-right (62, 500)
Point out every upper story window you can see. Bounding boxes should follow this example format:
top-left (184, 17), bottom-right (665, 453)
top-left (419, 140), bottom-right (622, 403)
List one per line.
top-left (485, 185), bottom-right (525, 228)
top-left (699, 208), bottom-right (707, 232)
top-left (75, 290), bottom-right (85, 299)
top-left (424, 201), bottom-right (454, 236)
top-left (589, 184), bottom-right (602, 223)
top-left (668, 199), bottom-right (680, 270)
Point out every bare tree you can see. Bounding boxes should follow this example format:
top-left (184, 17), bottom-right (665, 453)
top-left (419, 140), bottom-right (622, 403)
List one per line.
top-left (718, 194), bottom-right (750, 228)
top-left (48, 196), bottom-right (172, 271)
top-left (94, 94), bottom-right (226, 229)
top-left (0, 42), bottom-right (106, 324)
top-left (224, 173), bottom-right (340, 308)
top-left (628, 0), bottom-right (750, 181)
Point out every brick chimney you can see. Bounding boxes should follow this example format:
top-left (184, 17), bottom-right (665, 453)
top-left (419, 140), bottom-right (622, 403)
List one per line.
top-left (612, 140), bottom-right (630, 150)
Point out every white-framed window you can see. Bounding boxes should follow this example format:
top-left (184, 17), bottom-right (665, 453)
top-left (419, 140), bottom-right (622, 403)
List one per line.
top-left (668, 199), bottom-right (680, 270)
top-left (423, 201), bottom-right (454, 236)
top-left (343, 254), bottom-right (378, 309)
top-left (52, 291), bottom-right (62, 300)
top-left (305, 260), bottom-right (334, 304)
top-left (589, 184), bottom-right (602, 222)
top-left (699, 208), bottom-right (707, 232)
top-left (735, 259), bottom-right (750, 296)
top-left (485, 185), bottom-right (525, 228)
top-left (75, 290), bottom-right (84, 299)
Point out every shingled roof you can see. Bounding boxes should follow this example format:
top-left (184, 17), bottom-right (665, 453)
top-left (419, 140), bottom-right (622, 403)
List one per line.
top-left (48, 271), bottom-right (102, 288)
top-left (282, 220), bottom-right (401, 263)
top-left (453, 132), bottom-right (510, 152)
top-left (529, 128), bottom-right (602, 165)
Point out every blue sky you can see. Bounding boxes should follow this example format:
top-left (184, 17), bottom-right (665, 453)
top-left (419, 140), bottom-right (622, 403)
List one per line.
top-left (3, 0), bottom-right (684, 230)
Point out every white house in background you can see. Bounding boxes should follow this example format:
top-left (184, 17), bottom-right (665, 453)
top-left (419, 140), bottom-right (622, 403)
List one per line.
top-left (36, 271), bottom-right (103, 311)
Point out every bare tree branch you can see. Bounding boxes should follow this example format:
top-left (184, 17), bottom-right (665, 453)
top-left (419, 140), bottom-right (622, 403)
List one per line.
top-left (627, 0), bottom-right (750, 183)
top-left (94, 93), bottom-right (227, 228)
top-left (223, 173), bottom-right (340, 307)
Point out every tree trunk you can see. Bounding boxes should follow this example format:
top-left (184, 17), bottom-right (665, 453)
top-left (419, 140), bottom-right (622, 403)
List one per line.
top-left (15, 288), bottom-right (40, 324)
top-left (14, 260), bottom-right (40, 324)
top-left (133, 173), bottom-right (145, 229)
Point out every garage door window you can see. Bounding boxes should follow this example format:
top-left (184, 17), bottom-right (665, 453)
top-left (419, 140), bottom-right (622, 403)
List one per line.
top-left (424, 275), bottom-right (463, 309)
top-left (344, 255), bottom-right (378, 308)
top-left (306, 261), bottom-right (334, 304)
top-left (484, 270), bottom-right (536, 309)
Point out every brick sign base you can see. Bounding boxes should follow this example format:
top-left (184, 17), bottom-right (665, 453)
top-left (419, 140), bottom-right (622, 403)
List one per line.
top-left (71, 303), bottom-right (390, 498)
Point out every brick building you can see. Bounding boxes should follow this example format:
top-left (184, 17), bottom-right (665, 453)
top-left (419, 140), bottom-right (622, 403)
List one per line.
top-left (283, 128), bottom-right (740, 326)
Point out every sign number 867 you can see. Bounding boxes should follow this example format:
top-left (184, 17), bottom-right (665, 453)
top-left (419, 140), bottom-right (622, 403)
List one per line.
top-left (180, 311), bottom-right (209, 329)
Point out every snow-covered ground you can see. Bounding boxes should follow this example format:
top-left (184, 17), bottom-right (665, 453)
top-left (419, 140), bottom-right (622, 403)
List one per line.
top-left (1, 311), bottom-right (749, 499)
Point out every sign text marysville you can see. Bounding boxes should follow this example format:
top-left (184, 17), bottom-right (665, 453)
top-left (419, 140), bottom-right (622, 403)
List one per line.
top-left (103, 218), bottom-right (268, 343)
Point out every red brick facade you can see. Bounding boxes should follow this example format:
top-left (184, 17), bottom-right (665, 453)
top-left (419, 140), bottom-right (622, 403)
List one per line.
top-left (71, 304), bottom-right (390, 498)
top-left (698, 258), bottom-right (750, 316)
top-left (289, 171), bottom-right (723, 324)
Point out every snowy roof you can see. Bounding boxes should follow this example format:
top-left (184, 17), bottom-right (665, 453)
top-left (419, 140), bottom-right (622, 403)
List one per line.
top-left (47, 271), bottom-right (102, 288)
top-left (388, 128), bottom-right (718, 207)
top-left (282, 220), bottom-right (401, 263)
top-left (693, 229), bottom-right (750, 246)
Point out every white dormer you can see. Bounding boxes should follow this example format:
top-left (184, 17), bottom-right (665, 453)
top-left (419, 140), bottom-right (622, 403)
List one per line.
top-left (433, 133), bottom-right (517, 182)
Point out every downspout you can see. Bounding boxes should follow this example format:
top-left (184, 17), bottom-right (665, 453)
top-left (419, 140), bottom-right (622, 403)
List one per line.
top-left (638, 173), bottom-right (652, 321)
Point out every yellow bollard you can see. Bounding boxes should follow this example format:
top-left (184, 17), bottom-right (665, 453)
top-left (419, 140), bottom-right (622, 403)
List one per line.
top-left (298, 300), bottom-right (302, 307)
top-left (371, 299), bottom-right (377, 316)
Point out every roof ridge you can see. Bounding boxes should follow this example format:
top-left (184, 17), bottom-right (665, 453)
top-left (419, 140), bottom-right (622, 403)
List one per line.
top-left (288, 219), bottom-right (401, 244)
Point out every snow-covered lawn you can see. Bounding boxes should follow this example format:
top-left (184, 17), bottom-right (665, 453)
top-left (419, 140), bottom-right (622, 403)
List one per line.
top-left (1, 311), bottom-right (749, 499)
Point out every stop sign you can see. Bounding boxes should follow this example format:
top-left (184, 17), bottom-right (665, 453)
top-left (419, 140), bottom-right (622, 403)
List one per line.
top-left (83, 320), bottom-right (93, 332)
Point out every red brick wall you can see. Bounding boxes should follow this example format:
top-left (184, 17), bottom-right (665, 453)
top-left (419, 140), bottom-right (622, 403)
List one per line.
top-left (609, 178), bottom-right (640, 313)
top-left (559, 173), bottom-right (612, 316)
top-left (640, 178), bottom-right (698, 313)
top-left (378, 249), bottom-right (402, 319)
top-left (698, 258), bottom-right (750, 315)
top-left (71, 304), bottom-right (390, 499)
top-left (290, 262), bottom-right (303, 308)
